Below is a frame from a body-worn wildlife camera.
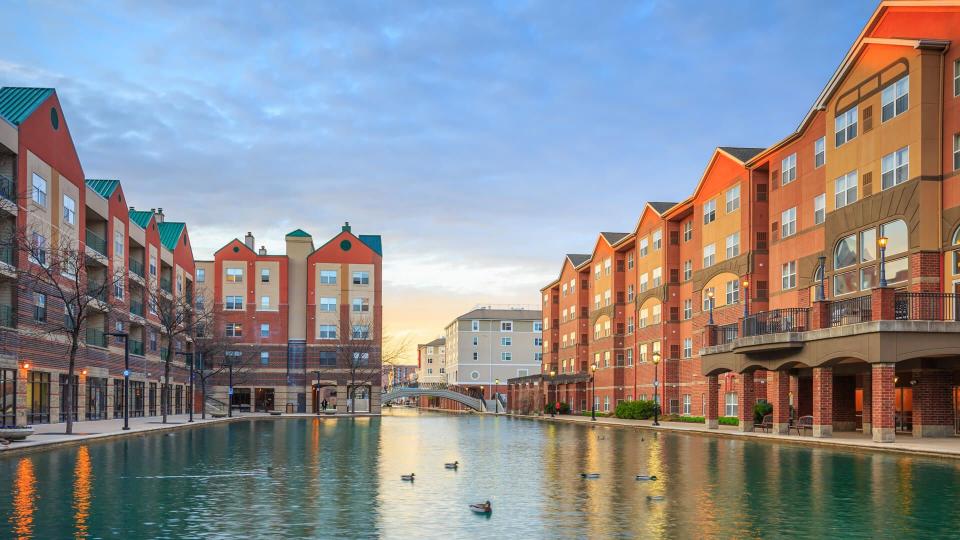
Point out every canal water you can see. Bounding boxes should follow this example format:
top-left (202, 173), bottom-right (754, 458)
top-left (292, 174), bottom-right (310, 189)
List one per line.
top-left (0, 409), bottom-right (958, 538)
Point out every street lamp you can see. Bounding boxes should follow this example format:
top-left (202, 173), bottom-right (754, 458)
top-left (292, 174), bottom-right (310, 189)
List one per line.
top-left (878, 236), bottom-right (889, 287)
top-left (742, 279), bottom-right (750, 318)
top-left (707, 289), bottom-right (715, 325)
top-left (175, 351), bottom-right (195, 422)
top-left (494, 378), bottom-right (500, 414)
top-left (107, 332), bottom-right (130, 431)
top-left (590, 363), bottom-right (597, 421)
top-left (652, 351), bottom-right (661, 426)
top-left (549, 370), bottom-right (556, 417)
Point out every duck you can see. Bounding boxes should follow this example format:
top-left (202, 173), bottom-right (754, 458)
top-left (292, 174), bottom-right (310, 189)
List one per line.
top-left (401, 473), bottom-right (415, 481)
top-left (444, 461), bottom-right (459, 469)
top-left (635, 475), bottom-right (658, 481)
top-left (647, 495), bottom-right (665, 501)
top-left (580, 472), bottom-right (601, 479)
top-left (469, 500), bottom-right (492, 514)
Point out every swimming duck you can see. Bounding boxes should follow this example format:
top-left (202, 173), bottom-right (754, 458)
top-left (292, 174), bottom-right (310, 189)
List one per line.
top-left (636, 475), bottom-right (658, 481)
top-left (580, 473), bottom-right (601, 479)
top-left (401, 473), bottom-right (415, 481)
top-left (444, 461), bottom-right (459, 469)
top-left (469, 501), bottom-right (492, 514)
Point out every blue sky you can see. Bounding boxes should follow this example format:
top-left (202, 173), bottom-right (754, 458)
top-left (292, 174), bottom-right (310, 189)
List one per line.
top-left (2, 0), bottom-right (878, 355)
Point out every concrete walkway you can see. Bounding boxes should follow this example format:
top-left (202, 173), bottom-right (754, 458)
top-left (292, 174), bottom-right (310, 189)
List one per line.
top-left (511, 413), bottom-right (960, 460)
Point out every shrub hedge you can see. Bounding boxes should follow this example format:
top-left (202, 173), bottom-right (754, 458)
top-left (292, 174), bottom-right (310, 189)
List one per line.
top-left (614, 400), bottom-right (659, 420)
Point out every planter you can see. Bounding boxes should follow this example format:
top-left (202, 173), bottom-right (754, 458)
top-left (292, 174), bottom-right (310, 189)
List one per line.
top-left (0, 427), bottom-right (34, 441)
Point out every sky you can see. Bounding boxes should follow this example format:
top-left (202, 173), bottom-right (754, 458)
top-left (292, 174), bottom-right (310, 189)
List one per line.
top-left (2, 0), bottom-right (878, 363)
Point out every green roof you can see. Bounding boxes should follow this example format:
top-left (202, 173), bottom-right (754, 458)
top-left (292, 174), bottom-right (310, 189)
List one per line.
top-left (359, 235), bottom-right (382, 256)
top-left (128, 209), bottom-right (153, 229)
top-left (286, 229), bottom-right (311, 238)
top-left (86, 179), bottom-right (120, 198)
top-left (158, 222), bottom-right (186, 250)
top-left (0, 87), bottom-right (54, 126)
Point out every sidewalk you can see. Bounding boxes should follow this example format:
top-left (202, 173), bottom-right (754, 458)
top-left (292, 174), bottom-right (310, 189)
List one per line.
top-left (511, 412), bottom-right (960, 460)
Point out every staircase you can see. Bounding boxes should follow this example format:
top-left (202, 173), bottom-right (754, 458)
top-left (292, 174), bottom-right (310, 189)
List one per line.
top-left (205, 395), bottom-right (229, 417)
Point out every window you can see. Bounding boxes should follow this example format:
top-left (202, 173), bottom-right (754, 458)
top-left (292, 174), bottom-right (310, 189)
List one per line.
top-left (725, 280), bottom-right (740, 304)
top-left (683, 338), bottom-right (692, 359)
top-left (639, 274), bottom-right (648, 293)
top-left (534, 337), bottom-right (542, 347)
top-left (33, 292), bottom-right (46, 322)
top-left (114, 281), bottom-right (123, 300)
top-left (472, 336), bottom-right (479, 346)
top-left (226, 268), bottom-right (243, 283)
top-left (501, 337), bottom-right (512, 346)
top-left (814, 137), bottom-right (826, 168)
top-left (652, 267), bottom-right (662, 287)
top-left (834, 234), bottom-right (857, 269)
top-left (260, 323), bottom-right (269, 337)
top-left (703, 199), bottom-right (716, 225)
top-left (31, 173), bottom-right (47, 206)
top-left (320, 270), bottom-right (337, 284)
top-left (500, 321), bottom-right (513, 332)
top-left (683, 260), bottom-right (692, 281)
top-left (150, 331), bottom-right (157, 352)
top-left (225, 295), bottom-right (243, 310)
top-left (533, 321), bottom-right (542, 332)
top-left (860, 229), bottom-right (876, 263)
top-left (260, 296), bottom-right (270, 309)
top-left (881, 75), bottom-right (908, 121)
top-left (725, 393), bottom-right (738, 417)
top-left (835, 171), bottom-right (858, 209)
top-left (683, 394), bottom-right (691, 415)
top-left (639, 238), bottom-right (649, 257)
top-left (63, 195), bottom-right (76, 225)
top-left (652, 304), bottom-right (661, 324)
top-left (472, 320), bottom-right (480, 332)
top-left (197, 268), bottom-right (205, 282)
top-left (725, 232), bottom-right (740, 258)
top-left (30, 232), bottom-right (46, 266)
top-left (501, 352), bottom-right (512, 362)
top-left (725, 185), bottom-right (740, 213)
top-left (260, 352), bottom-right (270, 365)
top-left (814, 193), bottom-right (826, 225)
top-left (778, 207), bottom-right (797, 238)
top-left (626, 349), bottom-right (634, 366)
top-left (149, 255), bottom-right (157, 277)
top-left (683, 221), bottom-right (693, 242)
top-left (352, 325), bottom-right (370, 339)
top-left (260, 269), bottom-right (270, 282)
top-left (226, 323), bottom-right (242, 337)
top-left (352, 271), bottom-right (370, 285)
top-left (835, 106), bottom-right (858, 147)
top-left (627, 284), bottom-right (635, 302)
top-left (627, 316), bottom-right (634, 334)
top-left (562, 283), bottom-right (568, 297)
top-left (652, 230), bottom-right (662, 250)
top-left (781, 261), bottom-right (797, 290)
top-left (320, 297), bottom-right (336, 312)
top-left (603, 289), bottom-right (611, 307)
top-left (881, 146), bottom-right (909, 190)
top-left (703, 244), bottom-right (716, 268)
top-left (639, 309), bottom-right (648, 328)
top-left (880, 219), bottom-right (908, 256)
top-left (955, 59), bottom-right (960, 97)
top-left (603, 397), bottom-right (610, 412)
top-left (627, 252), bottom-right (634, 269)
top-left (594, 264), bottom-right (601, 280)
top-left (352, 297), bottom-right (370, 312)
top-left (353, 352), bottom-right (370, 365)
top-left (604, 258), bottom-right (612, 275)
top-left (834, 270), bottom-right (858, 296)
top-left (683, 299), bottom-right (692, 320)
top-left (955, 134), bottom-right (960, 171)
top-left (781, 153), bottom-right (797, 185)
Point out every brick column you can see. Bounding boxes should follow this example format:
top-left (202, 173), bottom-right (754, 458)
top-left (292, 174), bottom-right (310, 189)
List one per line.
top-left (871, 363), bottom-right (896, 442)
top-left (861, 371), bottom-right (872, 435)
top-left (738, 371), bottom-right (755, 432)
top-left (809, 301), bottom-right (832, 330)
top-left (706, 375), bottom-right (719, 429)
top-left (871, 287), bottom-right (895, 321)
top-left (812, 367), bottom-right (833, 438)
top-left (769, 370), bottom-right (791, 434)
top-left (912, 369), bottom-right (955, 438)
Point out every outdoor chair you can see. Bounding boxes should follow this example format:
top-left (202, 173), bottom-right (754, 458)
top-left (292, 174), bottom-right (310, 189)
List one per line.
top-left (795, 415), bottom-right (813, 436)
top-left (755, 414), bottom-right (773, 433)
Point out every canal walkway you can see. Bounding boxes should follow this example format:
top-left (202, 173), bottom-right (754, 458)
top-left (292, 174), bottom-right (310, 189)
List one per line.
top-left (510, 412), bottom-right (960, 460)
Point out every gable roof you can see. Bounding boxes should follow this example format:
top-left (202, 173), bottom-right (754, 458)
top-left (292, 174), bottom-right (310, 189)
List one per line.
top-left (420, 337), bottom-right (446, 348)
top-left (648, 201), bottom-right (678, 215)
top-left (86, 179), bottom-right (120, 198)
top-left (129, 209), bottom-right (153, 229)
top-left (599, 232), bottom-right (630, 245)
top-left (286, 228), bottom-right (312, 238)
top-left (0, 87), bottom-right (54, 126)
top-left (359, 234), bottom-right (383, 256)
top-left (718, 147), bottom-right (765, 163)
top-left (455, 308), bottom-right (542, 323)
top-left (566, 254), bottom-right (590, 267)
top-left (157, 222), bottom-right (186, 250)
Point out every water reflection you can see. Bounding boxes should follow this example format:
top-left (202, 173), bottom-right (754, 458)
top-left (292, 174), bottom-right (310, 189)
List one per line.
top-left (74, 446), bottom-right (92, 537)
top-left (11, 458), bottom-right (35, 539)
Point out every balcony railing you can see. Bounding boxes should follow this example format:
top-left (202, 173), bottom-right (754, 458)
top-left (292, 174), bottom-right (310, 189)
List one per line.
top-left (85, 229), bottom-right (107, 256)
top-left (86, 328), bottom-right (107, 348)
top-left (130, 299), bottom-right (144, 317)
top-left (86, 283), bottom-right (107, 303)
top-left (160, 346), bottom-right (169, 359)
top-left (130, 339), bottom-right (144, 356)
top-left (715, 323), bottom-right (739, 345)
top-left (130, 259), bottom-right (145, 277)
top-left (830, 295), bottom-right (872, 327)
top-left (0, 304), bottom-right (12, 327)
top-left (895, 293), bottom-right (960, 322)
top-left (0, 175), bottom-right (14, 203)
top-left (160, 276), bottom-right (172, 293)
top-left (742, 308), bottom-right (809, 337)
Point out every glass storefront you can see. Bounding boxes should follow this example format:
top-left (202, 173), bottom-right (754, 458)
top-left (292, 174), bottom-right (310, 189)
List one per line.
top-left (27, 371), bottom-right (50, 424)
top-left (0, 369), bottom-right (15, 427)
top-left (86, 377), bottom-right (107, 420)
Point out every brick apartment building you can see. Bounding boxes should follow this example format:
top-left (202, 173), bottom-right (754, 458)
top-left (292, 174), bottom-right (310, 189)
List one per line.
top-left (511, 1), bottom-right (960, 443)
top-left (195, 224), bottom-right (383, 414)
top-left (0, 87), bottom-right (197, 427)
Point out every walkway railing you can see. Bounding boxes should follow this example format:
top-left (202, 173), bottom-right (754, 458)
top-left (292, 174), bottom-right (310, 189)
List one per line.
top-left (742, 308), bottom-right (808, 337)
top-left (895, 292), bottom-right (960, 322)
top-left (85, 229), bottom-right (107, 256)
top-left (715, 323), bottom-right (738, 345)
top-left (830, 294), bottom-right (872, 327)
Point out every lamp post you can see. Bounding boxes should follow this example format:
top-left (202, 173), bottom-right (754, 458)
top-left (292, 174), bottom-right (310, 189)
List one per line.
top-left (226, 358), bottom-right (234, 418)
top-left (878, 236), bottom-right (889, 287)
top-left (549, 370), bottom-right (556, 416)
top-left (494, 378), bottom-right (500, 414)
top-left (652, 352), bottom-right (661, 426)
top-left (107, 332), bottom-right (130, 430)
top-left (816, 255), bottom-right (827, 301)
top-left (707, 289), bottom-right (715, 325)
top-left (742, 279), bottom-right (750, 318)
top-left (590, 363), bottom-right (597, 421)
top-left (175, 351), bottom-right (195, 422)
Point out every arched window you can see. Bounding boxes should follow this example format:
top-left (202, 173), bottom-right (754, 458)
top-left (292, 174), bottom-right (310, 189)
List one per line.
top-left (879, 219), bottom-right (908, 256)
top-left (952, 225), bottom-right (960, 246)
top-left (834, 234), bottom-right (857, 269)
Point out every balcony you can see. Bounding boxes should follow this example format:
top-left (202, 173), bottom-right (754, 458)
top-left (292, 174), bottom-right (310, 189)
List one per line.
top-left (86, 283), bottom-right (107, 303)
top-left (160, 346), bottom-right (169, 359)
top-left (130, 339), bottom-right (144, 356)
top-left (86, 328), bottom-right (107, 348)
top-left (742, 308), bottom-right (809, 337)
top-left (160, 276), bottom-right (172, 294)
top-left (130, 299), bottom-right (145, 317)
top-left (0, 304), bottom-right (12, 327)
top-left (0, 174), bottom-right (14, 203)
top-left (85, 229), bottom-right (107, 257)
top-left (0, 245), bottom-right (12, 266)
top-left (130, 259), bottom-right (145, 278)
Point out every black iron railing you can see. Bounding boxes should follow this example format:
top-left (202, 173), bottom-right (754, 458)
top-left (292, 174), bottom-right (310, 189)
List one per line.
top-left (830, 295), bottom-right (872, 327)
top-left (742, 308), bottom-right (809, 337)
top-left (894, 292), bottom-right (960, 322)
top-left (715, 323), bottom-right (739, 345)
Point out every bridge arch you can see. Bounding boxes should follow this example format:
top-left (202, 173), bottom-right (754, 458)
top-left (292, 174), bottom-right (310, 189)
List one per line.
top-left (382, 387), bottom-right (485, 411)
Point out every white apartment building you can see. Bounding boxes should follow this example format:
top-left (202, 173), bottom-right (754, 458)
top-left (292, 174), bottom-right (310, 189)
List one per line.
top-left (416, 337), bottom-right (446, 384)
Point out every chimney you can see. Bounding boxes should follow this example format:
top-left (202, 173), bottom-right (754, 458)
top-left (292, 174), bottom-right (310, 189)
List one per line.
top-left (342, 221), bottom-right (351, 233)
top-left (156, 208), bottom-right (164, 222)
top-left (258, 245), bottom-right (267, 256)
top-left (129, 206), bottom-right (135, 212)
top-left (245, 232), bottom-right (255, 250)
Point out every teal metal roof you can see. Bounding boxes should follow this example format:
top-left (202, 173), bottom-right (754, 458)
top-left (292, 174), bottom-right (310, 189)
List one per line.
top-left (86, 179), bottom-right (120, 198)
top-left (158, 222), bottom-right (186, 250)
top-left (128, 209), bottom-right (153, 229)
top-left (286, 229), bottom-right (311, 238)
top-left (0, 87), bottom-right (54, 126)
top-left (359, 235), bottom-right (382, 256)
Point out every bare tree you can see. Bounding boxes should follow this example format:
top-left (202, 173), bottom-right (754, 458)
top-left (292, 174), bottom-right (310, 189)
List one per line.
top-left (6, 226), bottom-right (125, 434)
top-left (192, 313), bottom-right (253, 418)
top-left (331, 316), bottom-right (418, 413)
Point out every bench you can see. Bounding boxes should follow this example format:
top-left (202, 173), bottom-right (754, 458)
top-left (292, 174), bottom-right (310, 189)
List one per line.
top-left (795, 415), bottom-right (813, 436)
top-left (755, 414), bottom-right (773, 433)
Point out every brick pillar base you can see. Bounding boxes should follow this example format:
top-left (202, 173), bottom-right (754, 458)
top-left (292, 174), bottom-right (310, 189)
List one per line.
top-left (912, 369), bottom-right (955, 438)
top-left (812, 367), bottom-right (833, 438)
top-left (706, 375), bottom-right (719, 429)
top-left (769, 370), bottom-right (791, 434)
top-left (861, 371), bottom-right (872, 435)
top-left (872, 364), bottom-right (896, 442)
top-left (738, 371), bottom-right (755, 432)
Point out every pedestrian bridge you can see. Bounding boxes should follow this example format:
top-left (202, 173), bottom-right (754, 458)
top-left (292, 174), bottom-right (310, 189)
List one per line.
top-left (382, 386), bottom-right (484, 411)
